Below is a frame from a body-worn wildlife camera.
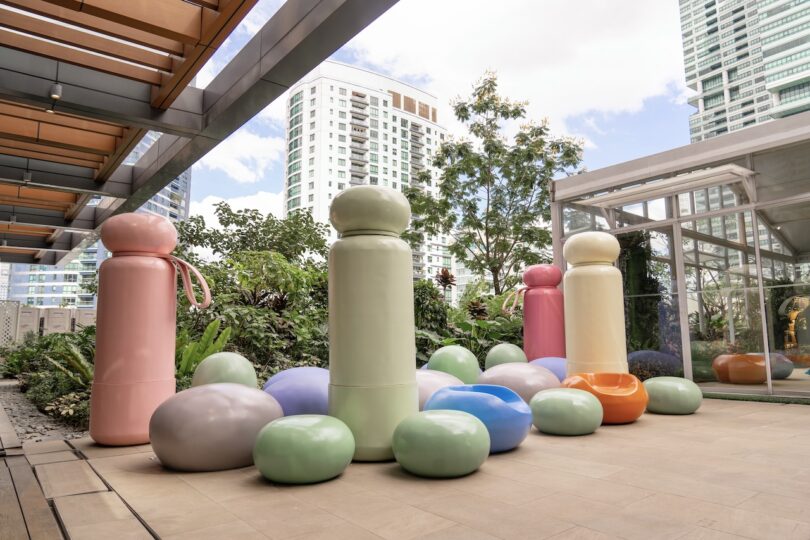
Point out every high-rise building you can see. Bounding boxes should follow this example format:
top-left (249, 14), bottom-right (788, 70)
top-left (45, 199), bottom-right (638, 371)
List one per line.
top-left (282, 61), bottom-right (455, 298)
top-left (681, 0), bottom-right (810, 142)
top-left (4, 132), bottom-right (192, 309)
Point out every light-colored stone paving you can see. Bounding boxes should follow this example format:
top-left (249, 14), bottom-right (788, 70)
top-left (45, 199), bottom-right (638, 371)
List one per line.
top-left (65, 399), bottom-right (810, 540)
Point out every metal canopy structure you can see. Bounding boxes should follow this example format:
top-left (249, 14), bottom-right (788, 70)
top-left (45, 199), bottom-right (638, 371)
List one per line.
top-left (0, 0), bottom-right (398, 264)
top-left (552, 110), bottom-right (810, 397)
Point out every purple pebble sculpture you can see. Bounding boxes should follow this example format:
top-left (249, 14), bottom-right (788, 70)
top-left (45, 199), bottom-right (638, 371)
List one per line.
top-left (530, 357), bottom-right (568, 382)
top-left (263, 367), bottom-right (329, 416)
top-left (477, 363), bottom-right (560, 403)
top-left (415, 369), bottom-right (464, 410)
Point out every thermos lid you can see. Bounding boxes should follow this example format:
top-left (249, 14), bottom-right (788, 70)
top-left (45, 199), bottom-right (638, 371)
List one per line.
top-left (101, 212), bottom-right (178, 254)
top-left (330, 185), bottom-right (411, 235)
top-left (563, 231), bottom-right (620, 265)
top-left (523, 264), bottom-right (562, 287)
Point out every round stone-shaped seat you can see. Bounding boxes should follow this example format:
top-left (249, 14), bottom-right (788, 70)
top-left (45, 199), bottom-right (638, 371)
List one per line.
top-left (427, 345), bottom-right (481, 383)
top-left (263, 367), bottom-right (329, 415)
top-left (415, 369), bottom-right (463, 410)
top-left (529, 388), bottom-right (603, 436)
top-left (253, 415), bottom-right (355, 484)
top-left (392, 410), bottom-right (489, 478)
top-left (712, 354), bottom-right (765, 384)
top-left (562, 373), bottom-right (648, 424)
top-left (192, 352), bottom-right (257, 388)
top-left (150, 383), bottom-right (282, 471)
top-left (424, 384), bottom-right (532, 453)
top-left (484, 343), bottom-right (527, 370)
top-left (770, 353), bottom-right (794, 380)
top-left (477, 363), bottom-right (559, 403)
top-left (643, 376), bottom-right (703, 415)
top-left (529, 357), bottom-right (567, 382)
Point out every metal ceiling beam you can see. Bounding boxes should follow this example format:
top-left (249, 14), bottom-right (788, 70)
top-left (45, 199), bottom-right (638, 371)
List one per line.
top-left (0, 163), bottom-right (132, 197)
top-left (0, 204), bottom-right (95, 231)
top-left (0, 47), bottom-right (204, 136)
top-left (0, 232), bottom-right (84, 252)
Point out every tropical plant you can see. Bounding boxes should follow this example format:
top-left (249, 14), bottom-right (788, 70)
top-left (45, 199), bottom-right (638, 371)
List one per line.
top-left (434, 268), bottom-right (456, 300)
top-left (414, 280), bottom-right (448, 333)
top-left (466, 299), bottom-right (489, 320)
top-left (404, 71), bottom-right (582, 294)
top-left (175, 319), bottom-right (232, 377)
top-left (45, 342), bottom-right (94, 389)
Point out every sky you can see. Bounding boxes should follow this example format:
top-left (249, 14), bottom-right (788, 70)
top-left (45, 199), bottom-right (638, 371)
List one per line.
top-left (187, 0), bottom-right (695, 226)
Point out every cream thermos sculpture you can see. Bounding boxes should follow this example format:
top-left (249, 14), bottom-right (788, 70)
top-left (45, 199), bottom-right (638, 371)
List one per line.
top-left (563, 232), bottom-right (629, 376)
top-left (90, 213), bottom-right (211, 446)
top-left (328, 186), bottom-right (418, 461)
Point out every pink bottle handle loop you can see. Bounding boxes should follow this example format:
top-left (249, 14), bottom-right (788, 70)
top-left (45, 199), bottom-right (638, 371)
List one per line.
top-left (114, 252), bottom-right (212, 309)
top-left (502, 286), bottom-right (527, 314)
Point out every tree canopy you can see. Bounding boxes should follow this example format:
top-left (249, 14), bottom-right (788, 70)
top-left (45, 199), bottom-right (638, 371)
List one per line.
top-left (405, 72), bottom-right (582, 294)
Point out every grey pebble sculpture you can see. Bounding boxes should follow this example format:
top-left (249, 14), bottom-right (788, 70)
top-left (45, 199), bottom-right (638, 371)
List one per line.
top-left (149, 383), bottom-right (283, 472)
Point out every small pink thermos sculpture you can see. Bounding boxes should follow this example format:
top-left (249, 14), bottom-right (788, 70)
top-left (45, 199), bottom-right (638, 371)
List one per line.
top-left (90, 213), bottom-right (210, 446)
top-left (504, 264), bottom-right (566, 359)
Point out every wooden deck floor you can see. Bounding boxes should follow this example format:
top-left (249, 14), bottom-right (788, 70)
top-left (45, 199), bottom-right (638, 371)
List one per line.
top-left (2, 399), bottom-right (810, 539)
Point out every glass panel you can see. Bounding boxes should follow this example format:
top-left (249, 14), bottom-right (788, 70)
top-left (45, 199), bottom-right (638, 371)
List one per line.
top-left (562, 204), bottom-right (608, 235)
top-left (682, 210), bottom-right (767, 391)
top-left (617, 228), bottom-right (684, 378)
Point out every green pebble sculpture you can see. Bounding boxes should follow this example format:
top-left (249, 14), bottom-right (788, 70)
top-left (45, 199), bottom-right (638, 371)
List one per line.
top-left (253, 415), bottom-right (355, 484)
top-left (191, 352), bottom-right (257, 388)
top-left (643, 376), bottom-right (703, 415)
top-left (392, 410), bottom-right (490, 478)
top-left (427, 345), bottom-right (481, 383)
top-left (484, 343), bottom-right (528, 370)
top-left (529, 388), bottom-right (603, 436)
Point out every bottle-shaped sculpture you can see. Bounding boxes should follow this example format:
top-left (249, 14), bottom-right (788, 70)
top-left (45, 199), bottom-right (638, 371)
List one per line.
top-left (328, 186), bottom-right (418, 461)
top-left (90, 213), bottom-right (210, 445)
top-left (563, 232), bottom-right (628, 376)
top-left (522, 265), bottom-right (565, 360)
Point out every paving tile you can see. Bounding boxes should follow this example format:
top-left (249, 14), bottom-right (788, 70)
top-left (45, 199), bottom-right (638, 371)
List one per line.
top-left (737, 492), bottom-right (810, 523)
top-left (54, 491), bottom-right (151, 539)
top-left (546, 526), bottom-right (620, 539)
top-left (697, 505), bottom-right (810, 540)
top-left (35, 460), bottom-right (107, 499)
top-left (22, 439), bottom-right (71, 455)
top-left (7, 462), bottom-right (63, 540)
top-left (69, 437), bottom-right (152, 459)
top-left (162, 520), bottom-right (265, 540)
top-left (26, 450), bottom-right (78, 466)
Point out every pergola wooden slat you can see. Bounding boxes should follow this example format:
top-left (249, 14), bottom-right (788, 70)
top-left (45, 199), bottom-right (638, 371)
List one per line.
top-left (0, 113), bottom-right (120, 154)
top-left (0, 8), bottom-right (172, 70)
top-left (3, 0), bottom-right (185, 54)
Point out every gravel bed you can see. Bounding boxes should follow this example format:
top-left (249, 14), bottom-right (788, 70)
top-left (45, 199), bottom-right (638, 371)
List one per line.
top-left (0, 379), bottom-right (87, 442)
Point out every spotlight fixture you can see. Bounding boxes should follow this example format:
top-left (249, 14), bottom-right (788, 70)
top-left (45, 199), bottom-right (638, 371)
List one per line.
top-left (49, 83), bottom-right (62, 100)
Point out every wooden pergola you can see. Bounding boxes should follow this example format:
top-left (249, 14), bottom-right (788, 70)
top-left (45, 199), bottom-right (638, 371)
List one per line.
top-left (0, 0), bottom-right (398, 264)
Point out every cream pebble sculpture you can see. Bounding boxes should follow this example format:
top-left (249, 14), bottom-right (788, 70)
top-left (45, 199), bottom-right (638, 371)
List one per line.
top-left (563, 232), bottom-right (629, 376)
top-left (327, 186), bottom-right (418, 461)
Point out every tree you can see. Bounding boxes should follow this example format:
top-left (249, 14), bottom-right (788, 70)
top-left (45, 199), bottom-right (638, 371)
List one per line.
top-left (176, 202), bottom-right (328, 263)
top-left (405, 72), bottom-right (582, 294)
top-left (434, 267), bottom-right (456, 300)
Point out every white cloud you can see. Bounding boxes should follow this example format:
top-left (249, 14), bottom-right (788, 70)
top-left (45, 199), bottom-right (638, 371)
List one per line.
top-left (344, 0), bottom-right (687, 138)
top-left (190, 191), bottom-right (284, 227)
top-left (194, 127), bottom-right (285, 184)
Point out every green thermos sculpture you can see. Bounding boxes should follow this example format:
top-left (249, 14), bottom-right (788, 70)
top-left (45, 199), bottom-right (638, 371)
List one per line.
top-left (328, 186), bottom-right (418, 461)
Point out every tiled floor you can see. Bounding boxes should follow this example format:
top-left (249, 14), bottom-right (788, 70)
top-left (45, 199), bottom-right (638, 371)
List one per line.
top-left (66, 399), bottom-right (810, 540)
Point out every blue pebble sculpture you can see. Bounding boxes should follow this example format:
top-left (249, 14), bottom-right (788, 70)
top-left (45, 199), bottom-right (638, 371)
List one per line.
top-left (424, 384), bottom-right (532, 453)
top-left (262, 367), bottom-right (329, 416)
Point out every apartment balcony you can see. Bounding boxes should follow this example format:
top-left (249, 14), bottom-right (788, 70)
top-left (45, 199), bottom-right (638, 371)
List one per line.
top-left (350, 152), bottom-right (368, 164)
top-left (410, 136), bottom-right (424, 147)
top-left (350, 93), bottom-right (368, 107)
top-left (350, 108), bottom-right (369, 119)
top-left (349, 177), bottom-right (367, 186)
top-left (350, 141), bottom-right (368, 152)
top-left (350, 165), bottom-right (367, 176)
top-left (412, 147), bottom-right (425, 158)
top-left (410, 123), bottom-right (422, 132)
top-left (350, 117), bottom-right (368, 128)
top-left (350, 127), bottom-right (368, 141)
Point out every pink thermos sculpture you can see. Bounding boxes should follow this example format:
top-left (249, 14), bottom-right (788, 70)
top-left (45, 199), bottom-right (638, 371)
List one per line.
top-left (90, 213), bottom-right (210, 446)
top-left (505, 264), bottom-right (565, 360)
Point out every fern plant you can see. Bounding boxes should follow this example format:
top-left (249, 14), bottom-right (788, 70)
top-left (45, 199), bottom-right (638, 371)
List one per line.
top-left (44, 341), bottom-right (94, 389)
top-left (176, 319), bottom-right (233, 376)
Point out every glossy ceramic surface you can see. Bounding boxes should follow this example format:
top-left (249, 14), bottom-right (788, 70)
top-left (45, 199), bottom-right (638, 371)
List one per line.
top-left (530, 388), bottom-right (603, 436)
top-left (562, 373), bottom-right (648, 424)
top-left (424, 384), bottom-right (532, 453)
top-left (253, 415), bottom-right (355, 484)
top-left (191, 352), bottom-right (257, 388)
top-left (427, 345), bottom-right (481, 384)
top-left (477, 363), bottom-right (560, 403)
top-left (263, 367), bottom-right (329, 415)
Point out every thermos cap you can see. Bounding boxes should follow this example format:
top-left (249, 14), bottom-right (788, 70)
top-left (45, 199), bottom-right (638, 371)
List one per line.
top-left (523, 264), bottom-right (562, 287)
top-left (101, 212), bottom-right (178, 254)
top-left (330, 185), bottom-right (411, 235)
top-left (563, 231), bottom-right (620, 265)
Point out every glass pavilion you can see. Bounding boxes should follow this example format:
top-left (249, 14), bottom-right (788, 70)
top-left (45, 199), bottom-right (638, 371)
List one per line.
top-left (551, 110), bottom-right (810, 398)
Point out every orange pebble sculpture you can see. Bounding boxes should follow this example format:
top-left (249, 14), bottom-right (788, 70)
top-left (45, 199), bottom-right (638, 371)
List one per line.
top-left (562, 373), bottom-right (648, 424)
top-left (711, 354), bottom-right (766, 384)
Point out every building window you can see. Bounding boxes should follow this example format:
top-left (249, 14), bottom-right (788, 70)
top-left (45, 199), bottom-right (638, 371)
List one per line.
top-left (339, 88), bottom-right (347, 96)
top-left (310, 86), bottom-right (316, 94)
